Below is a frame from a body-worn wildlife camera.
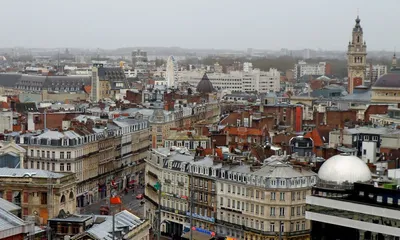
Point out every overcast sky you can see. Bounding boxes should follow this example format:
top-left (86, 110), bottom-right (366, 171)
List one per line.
top-left (0, 0), bottom-right (397, 50)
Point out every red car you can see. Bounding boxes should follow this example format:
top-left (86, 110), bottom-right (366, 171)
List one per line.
top-left (136, 194), bottom-right (144, 200)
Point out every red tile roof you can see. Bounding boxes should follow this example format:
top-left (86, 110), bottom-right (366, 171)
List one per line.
top-left (83, 85), bottom-right (91, 94)
top-left (225, 127), bottom-right (263, 136)
top-left (304, 129), bottom-right (324, 147)
top-left (0, 101), bottom-right (9, 109)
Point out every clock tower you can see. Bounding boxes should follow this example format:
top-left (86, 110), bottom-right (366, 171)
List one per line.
top-left (347, 15), bottom-right (367, 94)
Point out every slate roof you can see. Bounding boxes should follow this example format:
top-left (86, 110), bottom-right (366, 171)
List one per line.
top-left (0, 207), bottom-right (29, 232)
top-left (85, 210), bottom-right (145, 240)
top-left (0, 198), bottom-right (21, 212)
top-left (196, 73), bottom-right (214, 94)
top-left (0, 167), bottom-right (65, 178)
top-left (43, 75), bottom-right (91, 89)
top-left (0, 73), bottom-right (21, 88)
top-left (373, 70), bottom-right (400, 89)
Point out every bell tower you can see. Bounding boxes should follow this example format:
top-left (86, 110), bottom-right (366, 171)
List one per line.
top-left (347, 15), bottom-right (367, 94)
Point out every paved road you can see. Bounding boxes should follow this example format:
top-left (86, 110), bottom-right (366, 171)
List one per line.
top-left (80, 186), bottom-right (145, 217)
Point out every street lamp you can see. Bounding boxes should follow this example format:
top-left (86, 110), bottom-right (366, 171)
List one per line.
top-left (153, 181), bottom-right (162, 240)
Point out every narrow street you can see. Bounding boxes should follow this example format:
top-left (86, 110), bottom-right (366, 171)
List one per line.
top-left (79, 185), bottom-right (145, 218)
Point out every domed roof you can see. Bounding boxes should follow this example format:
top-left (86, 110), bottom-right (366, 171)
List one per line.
top-left (373, 71), bottom-right (400, 89)
top-left (318, 153), bottom-right (371, 184)
top-left (196, 73), bottom-right (214, 94)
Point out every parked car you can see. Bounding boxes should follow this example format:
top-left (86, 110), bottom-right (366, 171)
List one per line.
top-left (136, 194), bottom-right (144, 200)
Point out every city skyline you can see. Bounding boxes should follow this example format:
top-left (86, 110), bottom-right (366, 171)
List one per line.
top-left (1, 0), bottom-right (400, 51)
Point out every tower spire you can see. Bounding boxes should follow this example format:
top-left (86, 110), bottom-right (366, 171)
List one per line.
top-left (392, 47), bottom-right (397, 70)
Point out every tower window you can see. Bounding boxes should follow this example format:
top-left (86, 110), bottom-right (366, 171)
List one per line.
top-left (357, 36), bottom-right (360, 43)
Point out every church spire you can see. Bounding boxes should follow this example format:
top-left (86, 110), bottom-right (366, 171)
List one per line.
top-left (392, 50), bottom-right (397, 70)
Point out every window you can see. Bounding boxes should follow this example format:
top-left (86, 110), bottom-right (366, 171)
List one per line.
top-left (220, 197), bottom-right (223, 206)
top-left (52, 163), bottom-right (55, 171)
top-left (60, 163), bottom-right (64, 171)
top-left (237, 201), bottom-right (240, 210)
top-left (256, 190), bottom-right (259, 198)
top-left (279, 207), bottom-right (285, 216)
top-left (41, 192), bottom-right (47, 204)
top-left (296, 222), bottom-right (300, 231)
top-left (41, 162), bottom-right (45, 170)
top-left (377, 196), bottom-right (383, 203)
top-left (270, 207), bottom-right (275, 216)
top-left (251, 204), bottom-right (254, 213)
top-left (280, 192), bottom-right (285, 201)
top-left (280, 222), bottom-right (284, 233)
top-left (30, 150), bottom-right (33, 156)
top-left (297, 206), bottom-right (300, 215)
top-left (270, 222), bottom-right (275, 232)
top-left (60, 152), bottom-right (64, 159)
top-left (255, 205), bottom-right (259, 214)
top-left (271, 192), bottom-right (276, 200)
top-left (41, 151), bottom-right (45, 158)
top-left (302, 221), bottom-right (306, 230)
top-left (302, 191), bottom-right (306, 199)
top-left (228, 185), bottom-right (231, 193)
top-left (30, 161), bottom-right (34, 168)
top-left (227, 199), bottom-right (230, 207)
top-left (291, 207), bottom-right (295, 216)
top-left (388, 197), bottom-right (393, 204)
top-left (232, 200), bottom-right (235, 209)
top-left (46, 151), bottom-right (50, 158)
top-left (47, 162), bottom-right (50, 170)
top-left (363, 149), bottom-right (367, 155)
top-left (220, 183), bottom-right (224, 191)
top-left (52, 151), bottom-right (55, 159)
top-left (67, 152), bottom-right (71, 159)
top-left (67, 163), bottom-right (71, 171)
top-left (261, 206), bottom-right (264, 215)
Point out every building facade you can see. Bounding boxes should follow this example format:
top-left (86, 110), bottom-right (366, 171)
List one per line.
top-left (0, 168), bottom-right (76, 225)
top-left (293, 61), bottom-right (327, 80)
top-left (145, 148), bottom-right (317, 240)
top-left (11, 117), bottom-right (150, 210)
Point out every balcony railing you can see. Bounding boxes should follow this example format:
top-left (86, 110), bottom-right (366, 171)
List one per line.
top-left (161, 206), bottom-right (186, 216)
top-left (147, 183), bottom-right (158, 193)
top-left (164, 179), bottom-right (172, 184)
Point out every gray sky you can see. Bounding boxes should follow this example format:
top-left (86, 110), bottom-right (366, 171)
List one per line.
top-left (0, 0), bottom-right (398, 50)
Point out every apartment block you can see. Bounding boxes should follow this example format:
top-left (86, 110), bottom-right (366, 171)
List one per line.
top-left (144, 147), bottom-right (317, 240)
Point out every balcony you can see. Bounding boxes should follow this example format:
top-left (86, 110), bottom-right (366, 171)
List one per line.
top-left (161, 206), bottom-right (186, 216)
top-left (147, 171), bottom-right (158, 180)
top-left (147, 183), bottom-right (158, 193)
top-left (164, 179), bottom-right (172, 184)
top-left (215, 219), bottom-right (242, 230)
top-left (144, 194), bottom-right (158, 207)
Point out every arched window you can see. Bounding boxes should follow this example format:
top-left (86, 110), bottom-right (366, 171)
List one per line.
top-left (69, 192), bottom-right (74, 200)
top-left (60, 195), bottom-right (66, 204)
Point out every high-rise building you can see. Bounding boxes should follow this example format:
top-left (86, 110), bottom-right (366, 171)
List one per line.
top-left (131, 49), bottom-right (148, 68)
top-left (293, 61), bottom-right (327, 80)
top-left (366, 64), bottom-right (388, 84)
top-left (166, 56), bottom-right (177, 87)
top-left (347, 15), bottom-right (367, 94)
